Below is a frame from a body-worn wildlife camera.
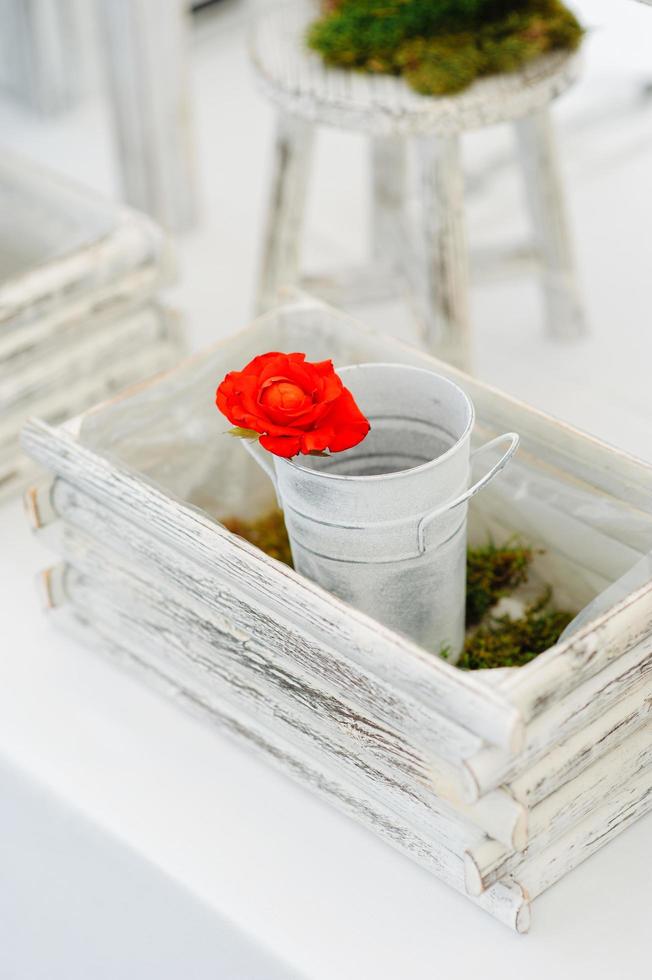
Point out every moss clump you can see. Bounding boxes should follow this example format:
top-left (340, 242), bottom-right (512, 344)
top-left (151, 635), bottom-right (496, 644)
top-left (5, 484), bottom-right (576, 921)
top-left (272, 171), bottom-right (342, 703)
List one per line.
top-left (307, 0), bottom-right (583, 97)
top-left (222, 510), bottom-right (293, 567)
top-left (458, 588), bottom-right (574, 669)
top-left (223, 510), bottom-right (573, 670)
top-left (466, 540), bottom-right (532, 627)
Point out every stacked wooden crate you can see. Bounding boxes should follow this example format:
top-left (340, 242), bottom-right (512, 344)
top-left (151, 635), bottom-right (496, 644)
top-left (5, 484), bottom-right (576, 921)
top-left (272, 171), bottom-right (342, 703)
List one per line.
top-left (22, 297), bottom-right (652, 932)
top-left (0, 152), bottom-right (185, 501)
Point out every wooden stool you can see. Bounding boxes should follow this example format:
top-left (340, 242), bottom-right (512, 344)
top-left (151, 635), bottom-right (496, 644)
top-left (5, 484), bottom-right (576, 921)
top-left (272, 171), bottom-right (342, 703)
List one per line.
top-left (251, 2), bottom-right (585, 369)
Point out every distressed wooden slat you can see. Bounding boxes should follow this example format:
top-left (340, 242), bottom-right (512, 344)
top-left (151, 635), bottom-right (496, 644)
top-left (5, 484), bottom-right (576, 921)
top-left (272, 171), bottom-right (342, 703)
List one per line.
top-left (48, 599), bottom-right (531, 933)
top-left (466, 634), bottom-right (652, 796)
top-left (464, 723), bottom-right (652, 894)
top-left (97, 0), bottom-right (197, 232)
top-left (0, 190), bottom-right (172, 335)
top-left (498, 584), bottom-right (652, 721)
top-left (509, 682), bottom-right (652, 808)
top-left (512, 769), bottom-right (652, 900)
top-left (1, 304), bottom-right (172, 412)
top-left (416, 133), bottom-right (471, 370)
top-left (52, 519), bottom-right (527, 849)
top-left (515, 108), bottom-right (585, 340)
top-left (0, 271), bottom-right (167, 373)
top-left (256, 113), bottom-right (315, 313)
top-left (20, 423), bottom-right (523, 756)
top-left (1, 332), bottom-right (182, 455)
top-left (65, 563), bottom-right (493, 861)
top-left (40, 479), bottom-right (484, 798)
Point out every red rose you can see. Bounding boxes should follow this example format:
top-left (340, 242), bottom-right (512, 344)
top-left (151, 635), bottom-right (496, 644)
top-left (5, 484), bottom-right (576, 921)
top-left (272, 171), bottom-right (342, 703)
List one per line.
top-left (216, 352), bottom-right (370, 458)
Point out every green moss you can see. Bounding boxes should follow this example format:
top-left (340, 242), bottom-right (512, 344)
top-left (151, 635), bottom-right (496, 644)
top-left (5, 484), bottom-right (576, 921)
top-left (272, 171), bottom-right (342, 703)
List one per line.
top-left (307, 0), bottom-right (583, 97)
top-left (466, 539), bottom-right (532, 627)
top-left (223, 510), bottom-right (573, 671)
top-left (458, 588), bottom-right (574, 669)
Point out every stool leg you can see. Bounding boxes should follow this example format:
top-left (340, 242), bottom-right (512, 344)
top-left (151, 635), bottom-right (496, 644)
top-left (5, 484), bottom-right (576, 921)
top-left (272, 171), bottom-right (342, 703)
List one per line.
top-left (416, 134), bottom-right (472, 371)
top-left (257, 113), bottom-right (314, 314)
top-left (516, 109), bottom-right (586, 339)
top-left (371, 137), bottom-right (406, 269)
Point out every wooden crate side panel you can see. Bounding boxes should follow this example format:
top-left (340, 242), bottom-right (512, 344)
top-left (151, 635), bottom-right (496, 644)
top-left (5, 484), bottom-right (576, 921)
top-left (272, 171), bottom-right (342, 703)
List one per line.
top-left (41, 480), bottom-right (482, 800)
top-left (467, 635), bottom-right (652, 795)
top-left (47, 600), bottom-right (531, 934)
top-left (20, 419), bottom-right (523, 754)
top-left (499, 582), bottom-right (652, 722)
top-left (464, 722), bottom-right (652, 894)
top-left (64, 563), bottom-right (492, 860)
top-left (510, 683), bottom-right (652, 807)
top-left (513, 770), bottom-right (652, 900)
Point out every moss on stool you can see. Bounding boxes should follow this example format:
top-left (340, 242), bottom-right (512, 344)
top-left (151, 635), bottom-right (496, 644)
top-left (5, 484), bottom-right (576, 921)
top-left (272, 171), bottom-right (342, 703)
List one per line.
top-left (307, 0), bottom-right (583, 97)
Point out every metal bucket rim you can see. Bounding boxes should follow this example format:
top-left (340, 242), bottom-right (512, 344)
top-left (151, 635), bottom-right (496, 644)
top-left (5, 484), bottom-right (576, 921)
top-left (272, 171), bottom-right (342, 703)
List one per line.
top-left (283, 362), bottom-right (475, 484)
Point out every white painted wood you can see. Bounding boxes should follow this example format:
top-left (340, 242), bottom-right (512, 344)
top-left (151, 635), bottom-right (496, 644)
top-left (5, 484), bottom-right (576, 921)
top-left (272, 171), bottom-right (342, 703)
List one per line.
top-left (509, 683), bottom-right (652, 808)
top-left (49, 599), bottom-right (531, 933)
top-left (0, 330), bottom-right (181, 504)
top-left (39, 479), bottom-right (490, 790)
top-left (43, 515), bottom-right (526, 849)
top-left (514, 768), bottom-right (652, 900)
top-left (516, 109), bottom-right (585, 340)
top-left (0, 153), bottom-right (173, 332)
top-left (20, 298), bottom-right (652, 928)
top-left (466, 632), bottom-right (652, 796)
top-left (251, 3), bottom-right (585, 364)
top-left (371, 137), bottom-right (405, 269)
top-left (464, 722), bottom-right (652, 894)
top-left (97, 0), bottom-right (197, 232)
top-left (498, 581), bottom-right (652, 723)
top-left (250, 3), bottom-right (581, 138)
top-left (416, 134), bottom-right (471, 370)
top-left (1, 304), bottom-right (171, 414)
top-left (21, 423), bottom-right (524, 757)
top-left (257, 113), bottom-right (315, 313)
top-left (0, 0), bottom-right (82, 115)
top-left (301, 266), bottom-right (404, 308)
top-left (0, 152), bottom-right (183, 502)
top-left (64, 562), bottom-right (492, 859)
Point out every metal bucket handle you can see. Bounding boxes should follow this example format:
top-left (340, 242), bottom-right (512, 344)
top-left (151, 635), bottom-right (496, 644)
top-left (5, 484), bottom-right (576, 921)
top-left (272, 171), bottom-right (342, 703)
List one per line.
top-left (416, 432), bottom-right (520, 555)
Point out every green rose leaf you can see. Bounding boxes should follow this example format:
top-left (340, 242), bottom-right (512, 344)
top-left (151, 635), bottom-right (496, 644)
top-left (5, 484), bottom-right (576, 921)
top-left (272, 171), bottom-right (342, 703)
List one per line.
top-left (227, 427), bottom-right (260, 440)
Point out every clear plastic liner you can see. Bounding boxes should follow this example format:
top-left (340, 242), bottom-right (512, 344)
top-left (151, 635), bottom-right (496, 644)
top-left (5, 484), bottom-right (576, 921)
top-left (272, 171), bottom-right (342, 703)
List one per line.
top-left (467, 431), bottom-right (652, 620)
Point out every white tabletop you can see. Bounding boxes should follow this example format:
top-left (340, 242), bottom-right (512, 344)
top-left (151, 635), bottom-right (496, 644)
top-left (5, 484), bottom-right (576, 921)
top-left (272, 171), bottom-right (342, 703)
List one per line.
top-left (0, 495), bottom-right (649, 979)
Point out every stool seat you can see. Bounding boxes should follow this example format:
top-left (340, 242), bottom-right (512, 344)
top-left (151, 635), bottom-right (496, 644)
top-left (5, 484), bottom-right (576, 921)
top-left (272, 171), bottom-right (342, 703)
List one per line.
top-left (252, 3), bottom-right (586, 369)
top-left (251, 1), bottom-right (581, 137)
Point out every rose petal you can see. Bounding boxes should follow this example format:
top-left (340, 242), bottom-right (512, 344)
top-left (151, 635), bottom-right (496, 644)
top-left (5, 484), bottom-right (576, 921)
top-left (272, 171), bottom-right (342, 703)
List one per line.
top-left (300, 426), bottom-right (334, 453)
top-left (259, 433), bottom-right (302, 457)
top-left (323, 387), bottom-right (370, 452)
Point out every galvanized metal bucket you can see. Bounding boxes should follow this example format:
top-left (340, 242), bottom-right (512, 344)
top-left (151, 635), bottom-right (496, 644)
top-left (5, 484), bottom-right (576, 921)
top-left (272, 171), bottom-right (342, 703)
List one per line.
top-left (244, 363), bottom-right (519, 660)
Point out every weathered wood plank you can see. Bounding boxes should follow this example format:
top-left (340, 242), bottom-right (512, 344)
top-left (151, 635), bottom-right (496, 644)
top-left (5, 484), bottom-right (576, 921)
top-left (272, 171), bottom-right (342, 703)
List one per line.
top-left (466, 634), bottom-right (652, 796)
top-left (48, 599), bottom-right (531, 933)
top-left (509, 683), bottom-right (652, 808)
top-left (256, 112), bottom-right (314, 313)
top-left (40, 479), bottom-right (484, 798)
top-left (53, 520), bottom-right (527, 848)
top-left (97, 0), bottom-right (197, 231)
top-left (464, 723), bottom-right (652, 894)
top-left (65, 563), bottom-right (493, 861)
top-left (1, 304), bottom-right (172, 412)
top-left (498, 583), bottom-right (652, 721)
top-left (513, 769), bottom-right (652, 900)
top-left (20, 420), bottom-right (524, 756)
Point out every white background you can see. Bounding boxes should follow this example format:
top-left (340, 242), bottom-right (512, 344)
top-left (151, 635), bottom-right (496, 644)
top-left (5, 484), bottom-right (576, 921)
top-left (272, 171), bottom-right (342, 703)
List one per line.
top-left (1, 1), bottom-right (651, 977)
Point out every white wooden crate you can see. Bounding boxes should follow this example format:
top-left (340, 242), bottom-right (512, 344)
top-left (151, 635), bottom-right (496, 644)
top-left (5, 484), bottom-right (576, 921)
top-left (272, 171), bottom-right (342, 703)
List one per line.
top-left (21, 296), bottom-right (652, 932)
top-left (0, 152), bottom-right (185, 501)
